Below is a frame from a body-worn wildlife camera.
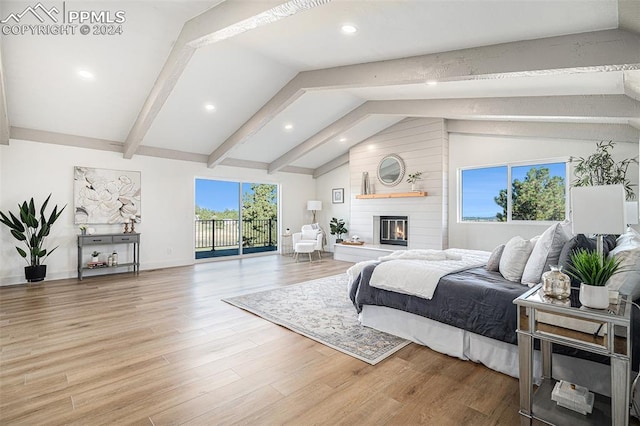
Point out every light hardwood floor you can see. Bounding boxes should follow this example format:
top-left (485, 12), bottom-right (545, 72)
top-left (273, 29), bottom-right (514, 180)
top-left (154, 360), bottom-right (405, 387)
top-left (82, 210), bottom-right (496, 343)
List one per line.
top-left (1, 254), bottom-right (524, 425)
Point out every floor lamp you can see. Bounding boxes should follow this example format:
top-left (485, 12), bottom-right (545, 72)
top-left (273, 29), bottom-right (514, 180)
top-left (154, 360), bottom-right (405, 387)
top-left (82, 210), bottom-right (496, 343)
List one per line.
top-left (307, 200), bottom-right (322, 223)
top-left (571, 185), bottom-right (626, 261)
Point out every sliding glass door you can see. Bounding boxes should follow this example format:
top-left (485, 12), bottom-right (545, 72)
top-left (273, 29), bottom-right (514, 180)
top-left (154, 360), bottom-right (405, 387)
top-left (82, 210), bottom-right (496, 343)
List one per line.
top-left (195, 179), bottom-right (278, 259)
top-left (241, 182), bottom-right (278, 254)
top-left (195, 179), bottom-right (240, 258)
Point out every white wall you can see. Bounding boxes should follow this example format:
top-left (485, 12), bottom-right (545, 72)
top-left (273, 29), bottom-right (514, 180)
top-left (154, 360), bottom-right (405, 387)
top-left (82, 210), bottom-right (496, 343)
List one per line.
top-left (0, 139), bottom-right (315, 285)
top-left (448, 134), bottom-right (639, 251)
top-left (315, 163), bottom-right (350, 251)
top-left (349, 118), bottom-right (448, 249)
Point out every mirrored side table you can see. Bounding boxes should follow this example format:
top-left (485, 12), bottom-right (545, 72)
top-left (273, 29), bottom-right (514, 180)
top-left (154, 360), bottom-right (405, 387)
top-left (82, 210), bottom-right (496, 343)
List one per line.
top-left (514, 284), bottom-right (631, 426)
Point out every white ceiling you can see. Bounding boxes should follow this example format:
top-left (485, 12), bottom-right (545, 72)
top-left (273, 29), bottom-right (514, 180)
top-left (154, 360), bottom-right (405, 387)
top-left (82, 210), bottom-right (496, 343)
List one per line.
top-left (2, 0), bottom-right (639, 175)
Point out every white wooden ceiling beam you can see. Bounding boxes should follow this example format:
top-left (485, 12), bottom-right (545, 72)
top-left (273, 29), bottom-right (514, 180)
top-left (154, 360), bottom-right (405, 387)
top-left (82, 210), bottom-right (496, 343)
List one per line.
top-left (313, 153), bottom-right (349, 178)
top-left (209, 29), bottom-right (640, 169)
top-left (207, 75), bottom-right (307, 167)
top-left (275, 95), bottom-right (637, 172)
top-left (299, 29), bottom-right (640, 90)
top-left (266, 102), bottom-right (371, 174)
top-left (0, 52), bottom-right (9, 145)
top-left (624, 71), bottom-right (640, 102)
top-left (447, 120), bottom-right (640, 142)
top-left (10, 127), bottom-right (123, 152)
top-left (10, 126), bottom-right (314, 172)
top-left (365, 95), bottom-right (640, 121)
top-left (122, 0), bottom-right (331, 160)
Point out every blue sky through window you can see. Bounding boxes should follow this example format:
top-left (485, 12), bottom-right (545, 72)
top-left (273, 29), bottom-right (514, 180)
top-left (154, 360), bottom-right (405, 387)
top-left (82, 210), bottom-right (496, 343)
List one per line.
top-left (195, 179), bottom-right (257, 212)
top-left (462, 162), bottom-right (566, 221)
top-left (462, 166), bottom-right (507, 220)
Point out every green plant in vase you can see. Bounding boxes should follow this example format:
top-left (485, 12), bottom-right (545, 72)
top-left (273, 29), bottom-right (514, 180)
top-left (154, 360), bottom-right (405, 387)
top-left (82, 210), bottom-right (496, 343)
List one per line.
top-left (329, 217), bottom-right (348, 243)
top-left (566, 249), bottom-right (622, 309)
top-left (0, 194), bottom-right (66, 282)
top-left (406, 171), bottom-right (423, 191)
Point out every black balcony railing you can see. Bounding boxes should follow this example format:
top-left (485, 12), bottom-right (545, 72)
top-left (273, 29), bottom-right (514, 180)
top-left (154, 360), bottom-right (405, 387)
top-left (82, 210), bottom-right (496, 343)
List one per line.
top-left (195, 219), bottom-right (277, 251)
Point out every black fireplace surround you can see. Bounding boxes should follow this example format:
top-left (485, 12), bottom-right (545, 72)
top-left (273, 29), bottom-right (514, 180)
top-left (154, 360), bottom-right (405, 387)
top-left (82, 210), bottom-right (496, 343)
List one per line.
top-left (380, 216), bottom-right (408, 246)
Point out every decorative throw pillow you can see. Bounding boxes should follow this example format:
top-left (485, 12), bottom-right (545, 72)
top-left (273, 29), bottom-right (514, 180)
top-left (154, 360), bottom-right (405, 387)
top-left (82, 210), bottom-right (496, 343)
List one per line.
top-left (606, 248), bottom-right (640, 301)
top-left (610, 228), bottom-right (640, 257)
top-left (486, 244), bottom-right (505, 272)
top-left (499, 236), bottom-right (534, 283)
top-left (302, 229), bottom-right (319, 240)
top-left (521, 222), bottom-right (572, 285)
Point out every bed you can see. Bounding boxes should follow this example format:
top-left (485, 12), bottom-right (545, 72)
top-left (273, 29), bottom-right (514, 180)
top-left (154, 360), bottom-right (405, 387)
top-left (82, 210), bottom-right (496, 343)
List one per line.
top-left (347, 239), bottom-right (640, 398)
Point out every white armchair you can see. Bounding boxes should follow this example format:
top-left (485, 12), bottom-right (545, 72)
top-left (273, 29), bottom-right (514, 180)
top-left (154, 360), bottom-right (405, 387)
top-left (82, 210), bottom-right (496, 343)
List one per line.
top-left (292, 225), bottom-right (323, 260)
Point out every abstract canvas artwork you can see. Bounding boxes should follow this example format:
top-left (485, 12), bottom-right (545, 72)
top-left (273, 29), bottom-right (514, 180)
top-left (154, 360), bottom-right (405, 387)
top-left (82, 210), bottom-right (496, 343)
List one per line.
top-left (74, 166), bottom-right (141, 224)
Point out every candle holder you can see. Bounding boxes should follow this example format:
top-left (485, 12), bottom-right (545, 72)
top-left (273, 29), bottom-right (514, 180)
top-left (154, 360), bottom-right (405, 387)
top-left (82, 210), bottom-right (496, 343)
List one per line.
top-left (130, 218), bottom-right (136, 233)
top-left (123, 222), bottom-right (130, 233)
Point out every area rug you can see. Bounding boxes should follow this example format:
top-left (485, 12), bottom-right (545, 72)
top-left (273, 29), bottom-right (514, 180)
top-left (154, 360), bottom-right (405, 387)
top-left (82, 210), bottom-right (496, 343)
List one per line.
top-left (222, 274), bottom-right (410, 364)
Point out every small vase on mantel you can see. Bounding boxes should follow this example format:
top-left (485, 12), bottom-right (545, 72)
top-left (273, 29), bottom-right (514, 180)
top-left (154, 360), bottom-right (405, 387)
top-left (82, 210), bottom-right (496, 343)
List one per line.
top-left (541, 265), bottom-right (570, 299)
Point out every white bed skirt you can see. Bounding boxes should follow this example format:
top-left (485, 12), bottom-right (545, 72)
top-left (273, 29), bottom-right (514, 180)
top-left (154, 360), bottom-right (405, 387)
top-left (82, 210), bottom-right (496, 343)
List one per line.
top-left (360, 305), bottom-right (611, 396)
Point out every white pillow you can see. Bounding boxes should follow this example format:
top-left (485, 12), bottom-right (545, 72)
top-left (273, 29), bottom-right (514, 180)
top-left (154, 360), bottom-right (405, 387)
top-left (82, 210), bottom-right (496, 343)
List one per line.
top-left (499, 236), bottom-right (534, 283)
top-left (610, 228), bottom-right (640, 256)
top-left (486, 244), bottom-right (505, 272)
top-left (521, 222), bottom-right (572, 285)
top-left (606, 248), bottom-right (640, 301)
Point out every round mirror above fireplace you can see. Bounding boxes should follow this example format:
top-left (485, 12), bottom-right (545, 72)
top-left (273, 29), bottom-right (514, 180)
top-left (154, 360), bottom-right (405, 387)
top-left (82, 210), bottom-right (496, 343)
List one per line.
top-left (377, 154), bottom-right (405, 187)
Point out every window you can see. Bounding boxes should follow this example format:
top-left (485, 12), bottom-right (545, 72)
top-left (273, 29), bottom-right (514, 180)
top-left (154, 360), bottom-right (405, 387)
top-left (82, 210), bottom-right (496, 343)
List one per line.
top-left (194, 179), bottom-right (278, 259)
top-left (460, 161), bottom-right (567, 222)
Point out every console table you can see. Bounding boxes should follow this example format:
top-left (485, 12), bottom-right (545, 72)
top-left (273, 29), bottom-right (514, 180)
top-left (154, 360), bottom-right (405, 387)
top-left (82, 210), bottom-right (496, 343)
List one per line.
top-left (514, 284), bottom-right (631, 425)
top-left (77, 233), bottom-right (140, 280)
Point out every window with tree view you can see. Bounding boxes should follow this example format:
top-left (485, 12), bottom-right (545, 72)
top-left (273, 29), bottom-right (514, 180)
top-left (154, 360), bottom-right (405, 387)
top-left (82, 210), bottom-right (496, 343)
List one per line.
top-left (461, 161), bottom-right (567, 222)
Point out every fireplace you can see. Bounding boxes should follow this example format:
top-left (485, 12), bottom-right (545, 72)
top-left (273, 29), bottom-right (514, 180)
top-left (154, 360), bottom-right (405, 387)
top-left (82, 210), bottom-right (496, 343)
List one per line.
top-left (380, 216), bottom-right (408, 246)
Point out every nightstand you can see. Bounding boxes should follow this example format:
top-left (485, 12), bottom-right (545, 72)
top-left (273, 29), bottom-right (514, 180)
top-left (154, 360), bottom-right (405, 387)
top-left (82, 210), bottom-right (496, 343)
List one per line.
top-left (514, 284), bottom-right (631, 426)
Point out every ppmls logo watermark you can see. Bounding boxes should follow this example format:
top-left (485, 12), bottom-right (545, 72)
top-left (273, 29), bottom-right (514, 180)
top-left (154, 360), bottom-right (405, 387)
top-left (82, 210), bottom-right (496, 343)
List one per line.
top-left (1, 2), bottom-right (126, 36)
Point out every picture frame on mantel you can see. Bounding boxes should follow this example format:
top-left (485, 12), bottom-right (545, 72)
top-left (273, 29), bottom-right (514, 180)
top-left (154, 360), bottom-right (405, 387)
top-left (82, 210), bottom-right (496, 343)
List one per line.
top-left (332, 188), bottom-right (344, 204)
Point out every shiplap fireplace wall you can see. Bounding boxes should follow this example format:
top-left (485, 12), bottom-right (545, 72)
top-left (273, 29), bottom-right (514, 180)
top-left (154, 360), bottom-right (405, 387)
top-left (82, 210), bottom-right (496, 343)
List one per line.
top-left (349, 118), bottom-right (449, 249)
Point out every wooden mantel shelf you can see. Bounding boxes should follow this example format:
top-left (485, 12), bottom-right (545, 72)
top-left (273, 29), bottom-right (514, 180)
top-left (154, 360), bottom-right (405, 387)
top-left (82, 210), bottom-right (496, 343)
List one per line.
top-left (356, 191), bottom-right (427, 199)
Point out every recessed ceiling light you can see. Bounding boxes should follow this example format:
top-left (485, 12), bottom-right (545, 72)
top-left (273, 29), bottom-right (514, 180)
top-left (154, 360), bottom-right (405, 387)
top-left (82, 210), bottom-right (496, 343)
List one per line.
top-left (341, 24), bottom-right (357, 34)
top-left (204, 103), bottom-right (216, 111)
top-left (77, 69), bottom-right (94, 80)
top-left (426, 80), bottom-right (438, 86)
top-left (284, 123), bottom-right (294, 131)
top-left (339, 137), bottom-right (347, 142)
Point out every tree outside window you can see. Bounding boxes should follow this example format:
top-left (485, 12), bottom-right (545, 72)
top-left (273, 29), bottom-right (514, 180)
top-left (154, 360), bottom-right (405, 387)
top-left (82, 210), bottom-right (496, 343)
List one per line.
top-left (462, 162), bottom-right (566, 222)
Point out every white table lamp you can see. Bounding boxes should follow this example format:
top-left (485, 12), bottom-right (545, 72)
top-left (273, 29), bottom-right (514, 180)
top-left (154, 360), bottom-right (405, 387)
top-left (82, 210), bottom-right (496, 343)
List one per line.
top-left (571, 185), bottom-right (626, 258)
top-left (307, 200), bottom-right (322, 223)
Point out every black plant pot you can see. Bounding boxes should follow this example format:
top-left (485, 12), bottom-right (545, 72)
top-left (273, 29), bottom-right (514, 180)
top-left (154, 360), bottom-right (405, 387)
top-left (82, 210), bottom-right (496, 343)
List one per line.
top-left (25, 265), bottom-right (47, 282)
top-left (336, 238), bottom-right (343, 243)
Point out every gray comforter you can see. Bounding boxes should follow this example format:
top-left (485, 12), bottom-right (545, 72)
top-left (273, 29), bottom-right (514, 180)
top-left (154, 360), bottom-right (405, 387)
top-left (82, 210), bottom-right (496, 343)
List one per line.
top-left (349, 263), bottom-right (529, 344)
top-left (349, 263), bottom-right (637, 366)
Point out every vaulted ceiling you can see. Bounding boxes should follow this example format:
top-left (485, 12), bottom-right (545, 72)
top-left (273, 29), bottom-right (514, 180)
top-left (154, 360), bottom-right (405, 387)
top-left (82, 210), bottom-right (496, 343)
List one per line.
top-left (1, 0), bottom-right (639, 177)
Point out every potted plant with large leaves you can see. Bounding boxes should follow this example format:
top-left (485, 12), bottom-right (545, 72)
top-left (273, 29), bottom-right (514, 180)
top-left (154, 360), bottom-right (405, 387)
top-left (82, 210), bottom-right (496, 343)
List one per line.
top-left (0, 194), bottom-right (66, 282)
top-left (329, 217), bottom-right (348, 243)
top-left (566, 248), bottom-right (622, 309)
